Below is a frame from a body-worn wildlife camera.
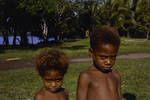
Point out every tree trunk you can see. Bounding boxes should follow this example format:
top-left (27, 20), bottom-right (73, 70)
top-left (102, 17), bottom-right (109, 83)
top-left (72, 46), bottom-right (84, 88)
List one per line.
top-left (20, 31), bottom-right (28, 46)
top-left (2, 31), bottom-right (9, 46)
top-left (13, 31), bottom-right (17, 46)
top-left (131, 0), bottom-right (139, 11)
top-left (58, 32), bottom-right (63, 41)
top-left (127, 29), bottom-right (130, 38)
top-left (146, 31), bottom-right (150, 40)
top-left (41, 19), bottom-right (48, 44)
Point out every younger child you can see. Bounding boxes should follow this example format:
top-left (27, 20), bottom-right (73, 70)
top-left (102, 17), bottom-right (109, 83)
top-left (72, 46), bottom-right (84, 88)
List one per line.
top-left (77, 26), bottom-right (122, 100)
top-left (34, 48), bottom-right (69, 100)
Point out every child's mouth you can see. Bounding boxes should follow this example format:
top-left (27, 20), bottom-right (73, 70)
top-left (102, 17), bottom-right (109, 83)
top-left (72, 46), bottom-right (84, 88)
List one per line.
top-left (104, 66), bottom-right (112, 70)
top-left (46, 87), bottom-right (59, 93)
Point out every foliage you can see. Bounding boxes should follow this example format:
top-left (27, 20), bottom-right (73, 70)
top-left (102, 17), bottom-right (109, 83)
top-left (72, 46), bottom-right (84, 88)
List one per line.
top-left (0, 0), bottom-right (150, 46)
top-left (17, 0), bottom-right (57, 14)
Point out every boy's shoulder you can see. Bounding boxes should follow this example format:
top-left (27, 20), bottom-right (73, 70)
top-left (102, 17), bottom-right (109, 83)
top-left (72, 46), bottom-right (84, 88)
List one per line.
top-left (79, 66), bottom-right (100, 80)
top-left (110, 69), bottom-right (121, 81)
top-left (80, 67), bottom-right (121, 78)
top-left (80, 66), bottom-right (94, 74)
top-left (112, 69), bottom-right (121, 76)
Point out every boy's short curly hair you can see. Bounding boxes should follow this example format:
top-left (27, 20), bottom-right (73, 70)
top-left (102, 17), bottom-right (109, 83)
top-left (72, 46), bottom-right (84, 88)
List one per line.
top-left (36, 48), bottom-right (69, 77)
top-left (90, 25), bottom-right (120, 50)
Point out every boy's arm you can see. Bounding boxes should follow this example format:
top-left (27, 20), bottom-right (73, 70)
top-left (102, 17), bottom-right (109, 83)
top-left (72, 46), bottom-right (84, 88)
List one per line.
top-left (76, 72), bottom-right (90, 100)
top-left (115, 71), bottom-right (122, 100)
top-left (64, 90), bottom-right (69, 100)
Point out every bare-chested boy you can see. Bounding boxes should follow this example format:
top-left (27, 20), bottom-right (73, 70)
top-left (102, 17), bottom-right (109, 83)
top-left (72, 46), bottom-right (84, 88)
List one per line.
top-left (34, 48), bottom-right (69, 100)
top-left (77, 26), bottom-right (122, 100)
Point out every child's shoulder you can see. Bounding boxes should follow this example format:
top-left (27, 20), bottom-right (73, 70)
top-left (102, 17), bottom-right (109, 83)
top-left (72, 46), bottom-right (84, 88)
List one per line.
top-left (60, 88), bottom-right (68, 94)
top-left (58, 88), bottom-right (69, 100)
top-left (34, 88), bottom-right (45, 100)
top-left (63, 89), bottom-right (69, 98)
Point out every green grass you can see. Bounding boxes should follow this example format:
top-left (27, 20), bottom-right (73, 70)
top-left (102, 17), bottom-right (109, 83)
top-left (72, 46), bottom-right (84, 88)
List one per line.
top-left (0, 38), bottom-right (150, 60)
top-left (116, 59), bottom-right (150, 100)
top-left (0, 39), bottom-right (90, 60)
top-left (0, 49), bottom-right (36, 60)
top-left (0, 59), bottom-right (150, 100)
top-left (120, 38), bottom-right (150, 54)
top-left (0, 63), bottom-right (88, 100)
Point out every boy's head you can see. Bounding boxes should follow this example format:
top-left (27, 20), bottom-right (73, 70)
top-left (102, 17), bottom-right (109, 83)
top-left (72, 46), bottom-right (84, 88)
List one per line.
top-left (36, 48), bottom-right (69, 92)
top-left (90, 25), bottom-right (120, 50)
top-left (89, 26), bottom-right (120, 73)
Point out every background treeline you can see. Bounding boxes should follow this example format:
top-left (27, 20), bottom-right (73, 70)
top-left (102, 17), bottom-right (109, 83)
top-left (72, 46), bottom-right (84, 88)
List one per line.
top-left (0, 0), bottom-right (150, 46)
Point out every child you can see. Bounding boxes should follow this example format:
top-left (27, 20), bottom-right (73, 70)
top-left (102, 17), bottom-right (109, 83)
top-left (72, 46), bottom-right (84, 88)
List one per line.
top-left (34, 48), bottom-right (69, 100)
top-left (76, 26), bottom-right (122, 100)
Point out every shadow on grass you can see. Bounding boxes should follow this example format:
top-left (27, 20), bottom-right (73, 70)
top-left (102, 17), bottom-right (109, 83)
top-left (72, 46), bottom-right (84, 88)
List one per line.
top-left (123, 92), bottom-right (137, 100)
top-left (0, 46), bottom-right (5, 53)
top-left (63, 39), bottom-right (79, 42)
top-left (62, 45), bottom-right (87, 50)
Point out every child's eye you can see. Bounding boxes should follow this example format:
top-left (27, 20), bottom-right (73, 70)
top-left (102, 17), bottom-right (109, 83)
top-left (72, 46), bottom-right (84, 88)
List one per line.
top-left (45, 79), bottom-right (52, 82)
top-left (110, 56), bottom-right (116, 59)
top-left (56, 80), bottom-right (61, 82)
top-left (98, 55), bottom-right (116, 60)
top-left (56, 80), bottom-right (60, 82)
top-left (99, 56), bottom-right (107, 60)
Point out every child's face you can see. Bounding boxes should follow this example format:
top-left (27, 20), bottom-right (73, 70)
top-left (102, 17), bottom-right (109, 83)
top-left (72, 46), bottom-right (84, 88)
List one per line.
top-left (91, 44), bottom-right (118, 72)
top-left (43, 70), bottom-right (64, 93)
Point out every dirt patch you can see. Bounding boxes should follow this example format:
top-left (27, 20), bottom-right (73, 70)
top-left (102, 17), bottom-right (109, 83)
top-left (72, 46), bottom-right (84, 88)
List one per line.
top-left (70, 53), bottom-right (150, 63)
top-left (0, 53), bottom-right (150, 70)
top-left (0, 59), bottom-right (35, 70)
top-left (118, 53), bottom-right (150, 59)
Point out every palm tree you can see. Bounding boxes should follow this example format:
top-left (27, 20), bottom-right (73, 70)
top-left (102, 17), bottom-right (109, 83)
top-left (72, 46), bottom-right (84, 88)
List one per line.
top-left (135, 0), bottom-right (150, 39)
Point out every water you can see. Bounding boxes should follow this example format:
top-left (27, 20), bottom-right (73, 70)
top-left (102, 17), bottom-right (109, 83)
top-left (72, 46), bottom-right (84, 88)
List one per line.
top-left (0, 36), bottom-right (55, 45)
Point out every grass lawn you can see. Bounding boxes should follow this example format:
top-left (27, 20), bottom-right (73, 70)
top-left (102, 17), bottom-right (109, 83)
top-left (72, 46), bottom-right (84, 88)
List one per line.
top-left (0, 38), bottom-right (150, 60)
top-left (0, 58), bottom-right (150, 100)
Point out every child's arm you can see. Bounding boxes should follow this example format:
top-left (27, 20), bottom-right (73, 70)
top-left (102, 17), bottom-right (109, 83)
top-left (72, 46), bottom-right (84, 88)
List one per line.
top-left (34, 95), bottom-right (41, 100)
top-left (34, 90), bottom-right (42, 100)
top-left (76, 72), bottom-right (90, 100)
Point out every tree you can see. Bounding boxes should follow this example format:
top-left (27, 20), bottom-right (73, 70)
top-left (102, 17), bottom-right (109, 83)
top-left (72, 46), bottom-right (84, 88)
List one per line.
top-left (0, 0), bottom-right (18, 46)
top-left (78, 1), bottom-right (101, 38)
top-left (47, 0), bottom-right (78, 41)
top-left (135, 0), bottom-right (150, 39)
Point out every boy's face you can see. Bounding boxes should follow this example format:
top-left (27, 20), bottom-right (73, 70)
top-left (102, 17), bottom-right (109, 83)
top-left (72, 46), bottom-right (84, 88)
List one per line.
top-left (43, 70), bottom-right (64, 93)
top-left (90, 44), bottom-right (119, 73)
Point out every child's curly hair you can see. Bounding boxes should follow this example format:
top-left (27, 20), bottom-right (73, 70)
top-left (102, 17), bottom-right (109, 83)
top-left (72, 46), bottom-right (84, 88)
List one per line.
top-left (90, 25), bottom-right (120, 50)
top-left (36, 48), bottom-right (69, 77)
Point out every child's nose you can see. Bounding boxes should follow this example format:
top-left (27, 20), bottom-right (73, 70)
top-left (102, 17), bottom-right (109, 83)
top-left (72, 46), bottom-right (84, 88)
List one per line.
top-left (51, 81), bottom-right (57, 87)
top-left (106, 59), bottom-right (111, 65)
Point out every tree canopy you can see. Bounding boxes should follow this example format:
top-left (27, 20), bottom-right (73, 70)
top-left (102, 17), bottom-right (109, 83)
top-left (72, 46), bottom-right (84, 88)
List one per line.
top-left (0, 0), bottom-right (149, 46)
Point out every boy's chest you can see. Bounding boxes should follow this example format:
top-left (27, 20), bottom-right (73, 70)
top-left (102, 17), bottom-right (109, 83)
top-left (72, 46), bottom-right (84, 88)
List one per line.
top-left (89, 73), bottom-right (118, 91)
